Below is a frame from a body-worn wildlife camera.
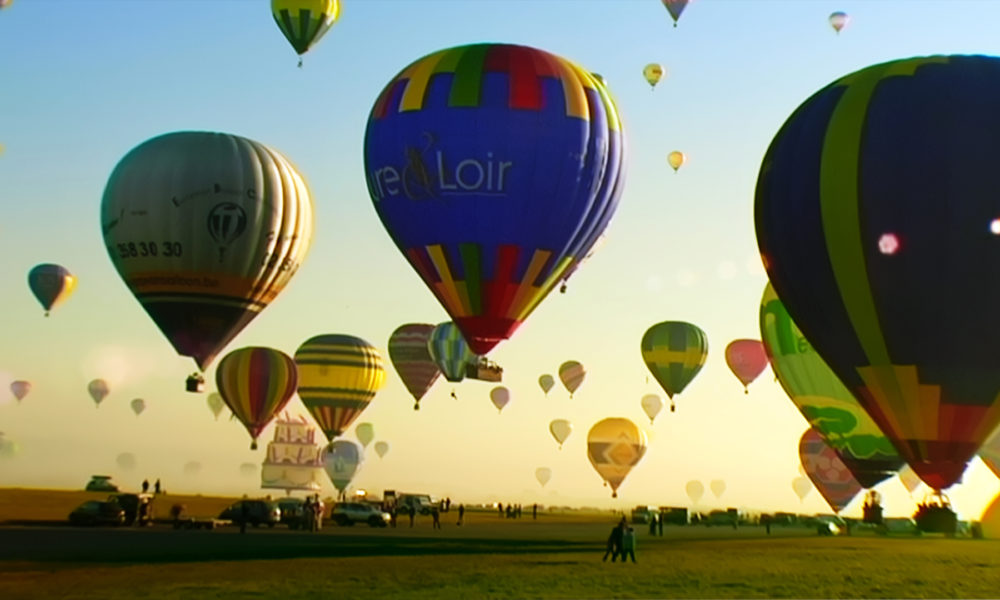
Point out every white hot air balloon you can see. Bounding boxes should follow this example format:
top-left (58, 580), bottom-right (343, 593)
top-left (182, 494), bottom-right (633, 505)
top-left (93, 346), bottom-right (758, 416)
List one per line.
top-left (549, 419), bottom-right (573, 449)
top-left (641, 394), bottom-right (663, 424)
top-left (535, 467), bottom-right (552, 487)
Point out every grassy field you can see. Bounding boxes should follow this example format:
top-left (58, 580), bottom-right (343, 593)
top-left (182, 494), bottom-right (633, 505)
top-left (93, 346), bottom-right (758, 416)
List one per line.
top-left (1, 488), bottom-right (998, 599)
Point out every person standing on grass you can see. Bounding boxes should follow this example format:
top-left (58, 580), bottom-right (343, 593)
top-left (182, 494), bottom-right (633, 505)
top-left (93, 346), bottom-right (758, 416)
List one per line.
top-left (658, 510), bottom-right (665, 536)
top-left (621, 526), bottom-right (637, 563)
top-left (532, 503), bottom-right (537, 520)
top-left (602, 519), bottom-right (625, 562)
top-left (649, 512), bottom-right (658, 536)
top-left (409, 504), bottom-right (416, 528)
top-left (498, 502), bottom-right (504, 518)
top-left (154, 479), bottom-right (161, 495)
top-left (432, 506), bottom-right (442, 529)
top-left (457, 503), bottom-right (465, 526)
top-left (141, 479), bottom-right (149, 494)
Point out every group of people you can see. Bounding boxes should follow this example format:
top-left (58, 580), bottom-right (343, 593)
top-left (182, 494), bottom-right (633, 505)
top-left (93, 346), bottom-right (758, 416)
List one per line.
top-left (301, 495), bottom-right (324, 532)
top-left (603, 517), bottom-right (638, 563)
top-left (497, 502), bottom-right (538, 520)
top-left (140, 479), bottom-right (161, 495)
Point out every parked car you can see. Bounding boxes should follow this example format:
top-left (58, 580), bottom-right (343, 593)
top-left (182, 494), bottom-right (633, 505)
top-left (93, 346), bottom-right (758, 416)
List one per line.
top-left (330, 502), bottom-right (391, 527)
top-left (218, 499), bottom-right (281, 527)
top-left (69, 500), bottom-right (125, 526)
top-left (84, 475), bottom-right (119, 492)
top-left (276, 497), bottom-right (325, 529)
top-left (108, 493), bottom-right (154, 526)
top-left (396, 493), bottom-right (434, 515)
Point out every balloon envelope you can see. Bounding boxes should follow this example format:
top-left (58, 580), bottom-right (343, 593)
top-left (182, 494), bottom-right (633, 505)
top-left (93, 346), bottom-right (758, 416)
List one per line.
top-left (979, 429), bottom-right (1000, 480)
top-left (215, 346), bottom-right (298, 449)
top-left (364, 43), bottom-right (625, 355)
top-left (759, 283), bottom-right (903, 488)
top-left (207, 392), bottom-right (225, 419)
top-left (800, 428), bottom-right (862, 513)
top-left (724, 339), bottom-right (768, 391)
top-left (271, 0), bottom-right (340, 58)
top-left (640, 394), bottom-right (663, 424)
top-left (667, 151), bottom-right (686, 172)
top-left (130, 398), bottom-right (146, 416)
top-left (88, 379), bottom-right (109, 406)
top-left (374, 440), bottom-right (390, 458)
top-left (490, 386), bottom-right (510, 413)
top-left (754, 56), bottom-right (1000, 490)
top-left (325, 440), bottom-right (362, 492)
top-left (101, 131), bottom-right (313, 372)
top-left (10, 381), bottom-right (30, 402)
top-left (685, 480), bottom-right (704, 503)
top-left (829, 11), bottom-right (849, 33)
top-left (355, 423), bottom-right (375, 448)
top-left (538, 374), bottom-right (555, 395)
top-left (558, 361), bottom-right (585, 396)
top-left (28, 264), bottom-right (76, 316)
top-left (792, 476), bottom-right (812, 501)
top-left (586, 418), bottom-right (647, 497)
top-left (294, 334), bottom-right (386, 443)
top-left (535, 467), bottom-right (552, 487)
top-left (549, 419), bottom-right (572, 448)
top-left (643, 63), bottom-right (664, 88)
top-left (662, 0), bottom-right (689, 25)
top-left (641, 321), bottom-right (708, 401)
top-left (898, 464), bottom-right (923, 494)
top-left (710, 479), bottom-right (726, 499)
top-left (388, 323), bottom-right (441, 409)
top-left (426, 322), bottom-right (475, 383)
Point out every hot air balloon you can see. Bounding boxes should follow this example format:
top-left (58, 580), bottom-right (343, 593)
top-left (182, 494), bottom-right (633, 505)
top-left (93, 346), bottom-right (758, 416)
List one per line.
top-left (759, 283), bottom-right (903, 488)
top-left (388, 323), bottom-right (441, 410)
top-left (829, 11), bottom-right (849, 34)
top-left (88, 379), bottom-right (109, 407)
top-left (325, 440), bottom-right (362, 495)
top-left (355, 422), bottom-right (375, 448)
top-left (27, 264), bottom-right (76, 316)
top-left (116, 452), bottom-right (137, 471)
top-left (754, 55), bottom-right (1000, 491)
top-left (216, 346), bottom-right (298, 450)
top-left (586, 418), bottom-right (647, 498)
top-left (364, 43), bottom-right (625, 357)
top-left (130, 398), bottom-right (146, 416)
top-left (295, 335), bottom-right (385, 444)
top-left (898, 464), bottom-right (923, 495)
top-left (426, 322), bottom-right (476, 385)
top-left (559, 361), bottom-right (586, 397)
top-left (535, 467), bottom-right (552, 487)
top-left (538, 374), bottom-right (555, 396)
top-left (490, 386), bottom-right (510, 413)
top-left (271, 0), bottom-right (340, 67)
top-left (0, 1), bottom-right (12, 10)
top-left (685, 480), bottom-right (704, 504)
top-left (792, 476), bottom-right (812, 501)
top-left (641, 321), bottom-right (707, 412)
top-left (102, 131), bottom-right (313, 392)
top-left (800, 428), bottom-right (862, 513)
top-left (710, 479), bottom-right (726, 499)
top-left (549, 419), bottom-right (572, 449)
top-left (643, 63), bottom-right (664, 89)
top-left (10, 381), bottom-right (30, 403)
top-left (724, 339), bottom-right (768, 393)
top-left (640, 394), bottom-right (663, 424)
top-left (239, 462), bottom-right (258, 477)
top-left (662, 0), bottom-right (689, 27)
top-left (374, 440), bottom-right (389, 459)
top-left (667, 151), bottom-right (686, 172)
top-left (979, 429), bottom-right (1000, 480)
top-left (207, 392), bottom-right (226, 419)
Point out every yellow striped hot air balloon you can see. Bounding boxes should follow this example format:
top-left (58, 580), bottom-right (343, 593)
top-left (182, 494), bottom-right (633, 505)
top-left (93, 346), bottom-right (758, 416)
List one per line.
top-left (215, 347), bottom-right (298, 450)
top-left (294, 334), bottom-right (385, 444)
top-left (271, 0), bottom-right (340, 67)
top-left (587, 418), bottom-right (647, 498)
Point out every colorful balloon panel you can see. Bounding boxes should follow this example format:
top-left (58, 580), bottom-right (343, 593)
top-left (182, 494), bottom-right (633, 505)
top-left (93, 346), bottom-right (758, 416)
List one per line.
top-left (325, 440), bottom-right (362, 492)
top-left (427, 322), bottom-right (475, 383)
top-left (980, 429), bottom-right (1000, 480)
top-left (800, 428), bottom-right (862, 513)
top-left (271, 0), bottom-right (339, 57)
top-left (586, 417), bottom-right (646, 497)
top-left (558, 361), bottom-right (585, 396)
top-left (724, 339), bottom-right (768, 391)
top-left (102, 131), bottom-right (313, 372)
top-left (28, 264), bottom-right (76, 316)
top-left (216, 347), bottom-right (298, 449)
top-left (755, 56), bottom-right (1000, 490)
top-left (641, 321), bottom-right (707, 400)
top-left (388, 323), bottom-right (441, 408)
top-left (295, 334), bottom-right (385, 443)
top-left (364, 43), bottom-right (625, 355)
top-left (898, 464), bottom-right (923, 494)
top-left (760, 283), bottom-right (902, 488)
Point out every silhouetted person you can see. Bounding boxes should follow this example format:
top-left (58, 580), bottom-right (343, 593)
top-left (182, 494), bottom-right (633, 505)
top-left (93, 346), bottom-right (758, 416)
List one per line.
top-left (517, 504), bottom-right (522, 518)
top-left (445, 497), bottom-right (451, 512)
top-left (649, 513), bottom-right (658, 535)
top-left (532, 503), bottom-right (537, 520)
top-left (457, 504), bottom-right (465, 526)
top-left (432, 506), bottom-right (441, 529)
top-left (602, 520), bottom-right (625, 562)
top-left (621, 526), bottom-right (637, 563)
top-left (409, 504), bottom-right (416, 528)
top-left (498, 502), bottom-right (504, 518)
top-left (762, 514), bottom-right (772, 535)
top-left (390, 506), bottom-right (398, 528)
top-left (154, 479), bottom-right (161, 494)
top-left (658, 511), bottom-right (664, 536)
top-left (141, 479), bottom-right (149, 493)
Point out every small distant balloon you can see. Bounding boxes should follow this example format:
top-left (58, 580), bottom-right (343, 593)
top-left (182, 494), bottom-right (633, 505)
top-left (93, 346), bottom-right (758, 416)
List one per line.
top-left (559, 361), bottom-right (585, 397)
top-left (643, 63), bottom-right (664, 89)
top-left (490, 386), bottom-right (510, 413)
top-left (325, 440), bottom-right (362, 493)
top-left (538, 374), bottom-right (555, 396)
top-left (549, 419), bottom-right (573, 449)
top-left (355, 423), bottom-right (375, 448)
top-left (535, 467), bottom-right (552, 487)
top-left (10, 381), bottom-right (30, 403)
top-left (640, 394), bottom-right (663, 424)
top-left (667, 151), bottom-right (686, 173)
top-left (116, 452), bottom-right (137, 471)
top-left (207, 392), bottom-right (225, 420)
top-left (130, 398), bottom-right (145, 416)
top-left (662, 0), bottom-right (689, 27)
top-left (792, 476), bottom-right (812, 501)
top-left (724, 339), bottom-right (768, 393)
top-left (710, 479), bottom-right (726, 499)
top-left (685, 480), bottom-right (704, 503)
top-left (27, 264), bottom-right (77, 316)
top-left (829, 11), bottom-right (849, 34)
top-left (88, 379), bottom-right (109, 407)
top-left (374, 440), bottom-right (389, 459)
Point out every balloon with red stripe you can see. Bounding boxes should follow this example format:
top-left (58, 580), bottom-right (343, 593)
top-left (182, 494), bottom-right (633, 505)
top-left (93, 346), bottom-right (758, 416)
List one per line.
top-left (216, 347), bottom-right (298, 450)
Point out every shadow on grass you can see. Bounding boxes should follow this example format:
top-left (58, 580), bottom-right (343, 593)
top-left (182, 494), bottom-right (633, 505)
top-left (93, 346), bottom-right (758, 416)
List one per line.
top-left (0, 527), bottom-right (601, 566)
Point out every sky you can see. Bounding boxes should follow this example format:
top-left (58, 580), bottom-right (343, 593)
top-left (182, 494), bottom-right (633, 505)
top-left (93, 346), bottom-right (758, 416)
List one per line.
top-left (2, 0), bottom-right (1000, 520)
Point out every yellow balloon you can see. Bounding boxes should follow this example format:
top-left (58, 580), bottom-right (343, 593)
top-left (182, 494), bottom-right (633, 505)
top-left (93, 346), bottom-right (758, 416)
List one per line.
top-left (643, 63), bottom-right (664, 88)
top-left (668, 151), bottom-right (686, 172)
top-left (586, 418), bottom-right (647, 497)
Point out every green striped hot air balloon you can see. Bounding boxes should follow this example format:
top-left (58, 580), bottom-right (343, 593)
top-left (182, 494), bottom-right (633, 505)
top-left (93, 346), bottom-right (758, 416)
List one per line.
top-left (427, 322), bottom-right (476, 383)
top-left (640, 321), bottom-right (708, 412)
top-left (294, 335), bottom-right (385, 444)
top-left (271, 0), bottom-right (340, 67)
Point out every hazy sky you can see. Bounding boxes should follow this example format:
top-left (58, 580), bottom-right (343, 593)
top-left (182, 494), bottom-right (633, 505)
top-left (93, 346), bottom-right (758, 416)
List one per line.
top-left (2, 0), bottom-right (999, 520)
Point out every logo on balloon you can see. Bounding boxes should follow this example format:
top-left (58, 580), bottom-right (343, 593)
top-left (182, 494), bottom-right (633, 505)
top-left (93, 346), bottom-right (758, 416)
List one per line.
top-left (207, 202), bottom-right (247, 260)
